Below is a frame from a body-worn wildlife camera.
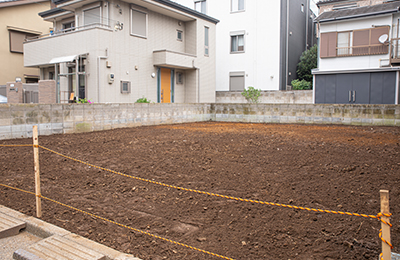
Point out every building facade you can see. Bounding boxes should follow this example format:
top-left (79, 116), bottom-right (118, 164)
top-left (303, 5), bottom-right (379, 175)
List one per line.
top-left (313, 1), bottom-right (400, 104)
top-left (0, 0), bottom-right (52, 85)
top-left (24, 0), bottom-right (218, 103)
top-left (173, 0), bottom-right (316, 91)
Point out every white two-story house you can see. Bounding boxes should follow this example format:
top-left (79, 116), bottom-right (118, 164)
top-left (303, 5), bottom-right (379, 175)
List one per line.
top-left (313, 1), bottom-right (400, 104)
top-left (172, 0), bottom-right (316, 92)
top-left (23, 0), bottom-right (218, 103)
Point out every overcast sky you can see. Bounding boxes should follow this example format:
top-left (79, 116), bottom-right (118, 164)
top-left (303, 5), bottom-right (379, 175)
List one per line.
top-left (310, 0), bottom-right (319, 16)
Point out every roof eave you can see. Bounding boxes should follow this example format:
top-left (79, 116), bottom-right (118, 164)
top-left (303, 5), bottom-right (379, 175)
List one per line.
top-left (317, 8), bottom-right (399, 23)
top-left (53, 0), bottom-right (219, 24)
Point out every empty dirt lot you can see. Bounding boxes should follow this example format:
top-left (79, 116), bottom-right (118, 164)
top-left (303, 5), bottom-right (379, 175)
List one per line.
top-left (1, 122), bottom-right (399, 260)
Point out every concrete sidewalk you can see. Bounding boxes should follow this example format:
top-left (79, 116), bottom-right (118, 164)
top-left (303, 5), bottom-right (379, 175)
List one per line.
top-left (0, 205), bottom-right (141, 260)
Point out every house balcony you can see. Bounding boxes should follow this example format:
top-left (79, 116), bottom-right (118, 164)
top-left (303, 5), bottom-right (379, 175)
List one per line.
top-left (24, 24), bottom-right (112, 67)
top-left (390, 38), bottom-right (400, 65)
top-left (336, 44), bottom-right (389, 57)
top-left (153, 50), bottom-right (197, 70)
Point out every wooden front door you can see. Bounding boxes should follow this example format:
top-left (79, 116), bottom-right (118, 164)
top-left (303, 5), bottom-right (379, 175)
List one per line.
top-left (160, 68), bottom-right (171, 103)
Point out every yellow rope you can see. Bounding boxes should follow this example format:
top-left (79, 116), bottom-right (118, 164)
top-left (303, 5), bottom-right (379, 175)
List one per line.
top-left (38, 145), bottom-right (379, 220)
top-left (0, 144), bottom-right (33, 147)
top-left (0, 183), bottom-right (235, 260)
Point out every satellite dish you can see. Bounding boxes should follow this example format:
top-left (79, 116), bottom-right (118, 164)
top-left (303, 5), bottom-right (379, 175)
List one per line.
top-left (379, 34), bottom-right (388, 44)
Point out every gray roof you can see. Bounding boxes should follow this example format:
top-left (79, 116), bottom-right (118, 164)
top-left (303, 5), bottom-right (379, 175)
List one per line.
top-left (51, 0), bottom-right (219, 24)
top-left (316, 2), bottom-right (400, 22)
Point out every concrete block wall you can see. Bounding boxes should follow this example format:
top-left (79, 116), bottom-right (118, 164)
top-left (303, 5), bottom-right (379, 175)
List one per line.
top-left (214, 104), bottom-right (400, 126)
top-left (216, 90), bottom-right (313, 104)
top-left (0, 103), bottom-right (214, 140)
top-left (0, 103), bottom-right (399, 140)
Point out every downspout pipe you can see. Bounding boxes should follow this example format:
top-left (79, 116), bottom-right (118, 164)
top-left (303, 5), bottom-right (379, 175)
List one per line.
top-left (97, 48), bottom-right (108, 103)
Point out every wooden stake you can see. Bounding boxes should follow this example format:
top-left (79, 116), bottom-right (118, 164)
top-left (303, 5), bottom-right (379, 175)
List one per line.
top-left (380, 190), bottom-right (391, 260)
top-left (33, 126), bottom-right (42, 218)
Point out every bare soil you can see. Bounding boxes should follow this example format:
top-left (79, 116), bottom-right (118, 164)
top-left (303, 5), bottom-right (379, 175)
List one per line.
top-left (1, 122), bottom-right (399, 260)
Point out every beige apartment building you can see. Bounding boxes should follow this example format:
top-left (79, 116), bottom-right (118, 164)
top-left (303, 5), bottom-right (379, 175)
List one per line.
top-left (0, 0), bottom-right (52, 85)
top-left (24, 0), bottom-right (218, 103)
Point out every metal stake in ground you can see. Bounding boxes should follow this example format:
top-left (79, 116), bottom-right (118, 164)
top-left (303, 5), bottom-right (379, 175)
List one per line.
top-left (380, 190), bottom-right (391, 260)
top-left (33, 126), bottom-right (42, 218)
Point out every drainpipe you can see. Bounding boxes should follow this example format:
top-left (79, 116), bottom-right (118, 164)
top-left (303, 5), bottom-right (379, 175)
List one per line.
top-left (286, 0), bottom-right (289, 90)
top-left (97, 48), bottom-right (108, 103)
top-left (55, 63), bottom-right (59, 103)
top-left (305, 0), bottom-right (309, 50)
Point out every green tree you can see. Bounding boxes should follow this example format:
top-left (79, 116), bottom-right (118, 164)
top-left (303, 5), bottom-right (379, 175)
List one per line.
top-left (296, 44), bottom-right (318, 83)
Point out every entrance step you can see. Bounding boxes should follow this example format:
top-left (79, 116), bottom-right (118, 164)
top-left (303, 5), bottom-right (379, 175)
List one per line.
top-left (0, 212), bottom-right (26, 239)
top-left (13, 235), bottom-right (106, 260)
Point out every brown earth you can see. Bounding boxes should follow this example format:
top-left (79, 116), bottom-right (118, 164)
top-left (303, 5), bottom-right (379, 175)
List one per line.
top-left (1, 122), bottom-right (399, 260)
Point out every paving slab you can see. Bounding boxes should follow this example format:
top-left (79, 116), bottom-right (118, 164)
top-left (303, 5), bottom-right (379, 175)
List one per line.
top-left (0, 212), bottom-right (26, 239)
top-left (13, 235), bottom-right (106, 260)
top-left (0, 231), bottom-right (41, 260)
top-left (0, 206), bottom-right (141, 260)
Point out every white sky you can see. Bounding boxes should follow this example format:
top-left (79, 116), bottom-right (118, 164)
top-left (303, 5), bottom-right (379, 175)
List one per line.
top-left (310, 0), bottom-right (319, 16)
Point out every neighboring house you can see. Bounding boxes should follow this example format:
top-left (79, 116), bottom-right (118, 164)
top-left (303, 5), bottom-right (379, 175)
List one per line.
top-left (172, 0), bottom-right (316, 91)
top-left (317, 0), bottom-right (390, 14)
top-left (0, 0), bottom-right (52, 85)
top-left (313, 1), bottom-right (400, 104)
top-left (23, 0), bottom-right (218, 103)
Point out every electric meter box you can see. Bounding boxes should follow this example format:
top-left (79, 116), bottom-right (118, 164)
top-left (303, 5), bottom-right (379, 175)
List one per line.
top-left (108, 73), bottom-right (115, 84)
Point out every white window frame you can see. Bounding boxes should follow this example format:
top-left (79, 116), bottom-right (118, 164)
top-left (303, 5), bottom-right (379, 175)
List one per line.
top-left (194, 0), bottom-right (207, 14)
top-left (337, 31), bottom-right (353, 56)
top-left (130, 7), bottom-right (148, 38)
top-left (230, 31), bottom-right (245, 53)
top-left (204, 26), bottom-right (209, 56)
top-left (231, 0), bottom-right (245, 13)
top-left (82, 2), bottom-right (102, 26)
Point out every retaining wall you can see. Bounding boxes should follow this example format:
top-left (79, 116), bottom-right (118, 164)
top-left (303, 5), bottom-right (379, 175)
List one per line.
top-left (0, 103), bottom-right (399, 140)
top-left (216, 90), bottom-right (313, 104)
top-left (0, 103), bottom-right (213, 140)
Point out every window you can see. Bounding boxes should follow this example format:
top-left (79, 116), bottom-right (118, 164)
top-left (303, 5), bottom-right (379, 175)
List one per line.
top-left (337, 31), bottom-right (352, 55)
top-left (177, 30), bottom-right (183, 41)
top-left (62, 20), bottom-right (75, 31)
top-left (176, 72), bottom-right (184, 84)
top-left (131, 9), bottom-right (147, 38)
top-left (231, 32), bottom-right (244, 53)
top-left (9, 30), bottom-right (36, 54)
top-left (231, 0), bottom-right (244, 12)
top-left (229, 72), bottom-right (245, 91)
top-left (204, 27), bottom-right (209, 56)
top-left (121, 81), bottom-right (131, 93)
top-left (195, 0), bottom-right (207, 14)
top-left (83, 6), bottom-right (101, 26)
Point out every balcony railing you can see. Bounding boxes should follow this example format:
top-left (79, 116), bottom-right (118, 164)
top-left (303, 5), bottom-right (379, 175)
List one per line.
top-left (25, 23), bottom-right (111, 42)
top-left (336, 44), bottom-right (389, 57)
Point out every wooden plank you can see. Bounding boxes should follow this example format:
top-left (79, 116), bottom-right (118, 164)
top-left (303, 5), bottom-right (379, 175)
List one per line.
top-left (32, 126), bottom-right (41, 218)
top-left (380, 190), bottom-right (391, 260)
